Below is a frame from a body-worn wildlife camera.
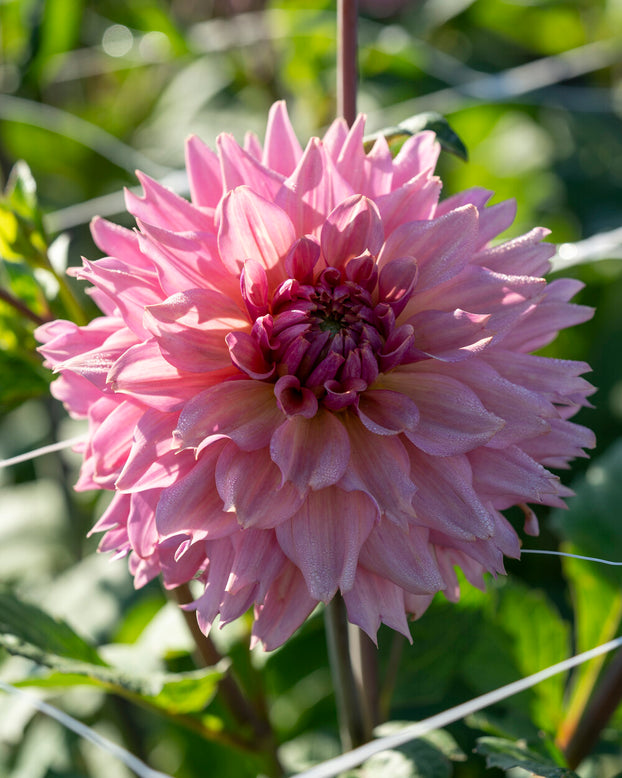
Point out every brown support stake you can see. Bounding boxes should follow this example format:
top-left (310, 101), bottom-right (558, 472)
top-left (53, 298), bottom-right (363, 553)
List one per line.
top-left (337, 0), bottom-right (359, 127)
top-left (562, 647), bottom-right (622, 769)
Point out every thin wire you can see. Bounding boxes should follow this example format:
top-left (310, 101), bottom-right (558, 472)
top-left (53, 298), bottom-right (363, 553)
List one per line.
top-left (293, 636), bottom-right (622, 778)
top-left (0, 681), bottom-right (172, 778)
top-left (522, 549), bottom-right (622, 567)
top-left (0, 435), bottom-right (86, 469)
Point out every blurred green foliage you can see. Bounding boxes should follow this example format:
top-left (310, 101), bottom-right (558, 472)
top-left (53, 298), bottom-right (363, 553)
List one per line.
top-left (1, 0), bottom-right (622, 777)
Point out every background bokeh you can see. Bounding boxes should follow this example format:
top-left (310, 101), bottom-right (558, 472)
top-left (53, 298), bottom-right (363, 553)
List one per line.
top-left (1, 1), bottom-right (622, 776)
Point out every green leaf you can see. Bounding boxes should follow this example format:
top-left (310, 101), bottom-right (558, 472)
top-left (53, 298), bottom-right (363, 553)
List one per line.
top-left (476, 737), bottom-right (580, 777)
top-left (0, 588), bottom-right (106, 666)
top-left (374, 723), bottom-right (466, 762)
top-left (0, 633), bottom-right (225, 715)
top-left (0, 162), bottom-right (48, 265)
top-left (354, 739), bottom-right (453, 778)
top-left (364, 112), bottom-right (468, 160)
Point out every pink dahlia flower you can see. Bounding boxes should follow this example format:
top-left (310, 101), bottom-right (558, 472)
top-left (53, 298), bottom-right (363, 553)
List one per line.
top-left (37, 102), bottom-right (595, 649)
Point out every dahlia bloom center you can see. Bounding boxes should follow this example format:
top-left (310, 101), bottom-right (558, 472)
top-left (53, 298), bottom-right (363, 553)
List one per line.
top-left (231, 196), bottom-right (420, 417)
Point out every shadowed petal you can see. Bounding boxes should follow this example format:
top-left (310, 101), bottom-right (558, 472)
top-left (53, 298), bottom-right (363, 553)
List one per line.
top-left (215, 443), bottom-right (304, 528)
top-left (175, 380), bottom-right (283, 451)
top-left (357, 389), bottom-right (420, 436)
top-left (339, 412), bottom-right (416, 525)
top-left (270, 408), bottom-right (350, 493)
top-left (380, 369), bottom-right (503, 455)
top-left (276, 486), bottom-right (376, 601)
top-left (155, 440), bottom-right (238, 540)
top-left (343, 569), bottom-right (412, 644)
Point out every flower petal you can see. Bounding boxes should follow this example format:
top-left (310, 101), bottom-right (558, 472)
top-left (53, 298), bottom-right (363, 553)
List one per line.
top-left (379, 369), bottom-right (504, 455)
top-left (357, 389), bottom-right (420, 435)
top-left (145, 289), bottom-right (248, 373)
top-left (276, 486), bottom-right (376, 601)
top-left (217, 186), bottom-right (296, 283)
top-left (215, 443), bottom-right (304, 528)
top-left (174, 380), bottom-right (283, 451)
top-left (339, 412), bottom-right (416, 526)
top-left (321, 195), bottom-right (384, 268)
top-left (269, 409), bottom-right (350, 493)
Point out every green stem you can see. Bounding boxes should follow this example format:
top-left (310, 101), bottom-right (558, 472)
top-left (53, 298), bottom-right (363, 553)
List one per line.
top-left (171, 584), bottom-right (283, 775)
top-left (324, 596), bottom-right (368, 750)
top-left (348, 622), bottom-right (379, 734)
top-left (379, 632), bottom-right (405, 722)
top-left (0, 285), bottom-right (48, 326)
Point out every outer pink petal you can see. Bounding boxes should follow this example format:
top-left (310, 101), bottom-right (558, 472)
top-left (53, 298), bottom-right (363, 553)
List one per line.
top-left (215, 443), bottom-right (304, 528)
top-left (485, 350), bottom-right (595, 408)
top-left (185, 135), bottom-right (223, 209)
top-left (217, 133), bottom-right (284, 200)
top-left (475, 199), bottom-right (517, 248)
top-left (72, 257), bottom-right (163, 338)
top-left (358, 522), bottom-right (445, 595)
top-left (391, 131), bottom-right (441, 188)
top-left (136, 223), bottom-right (239, 299)
top-left (423, 357), bottom-right (553, 449)
top-left (125, 171), bottom-right (209, 232)
top-left (476, 227), bottom-right (554, 277)
top-left (191, 538), bottom-right (235, 634)
top-left (227, 529), bottom-right (288, 600)
top-left (115, 409), bottom-right (195, 492)
top-left (276, 486), bottom-right (376, 601)
top-left (251, 564), bottom-right (318, 651)
top-left (174, 380), bottom-right (283, 451)
top-left (408, 448), bottom-right (496, 541)
top-left (343, 568), bottom-right (411, 644)
top-left (127, 489), bottom-right (160, 557)
top-left (109, 341), bottom-right (230, 412)
top-left (269, 409), bottom-right (350, 494)
top-left (376, 174), bottom-right (441, 233)
top-left (155, 440), bottom-right (239, 540)
top-left (262, 100), bottom-right (304, 177)
top-left (469, 445), bottom-right (560, 510)
top-left (89, 400), bottom-right (143, 486)
top-left (91, 216), bottom-right (153, 271)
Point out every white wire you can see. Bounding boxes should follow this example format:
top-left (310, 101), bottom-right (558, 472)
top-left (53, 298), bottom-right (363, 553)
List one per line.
top-left (0, 435), bottom-right (86, 469)
top-left (294, 636), bottom-right (622, 778)
top-left (0, 680), bottom-right (173, 778)
top-left (522, 548), bottom-right (622, 566)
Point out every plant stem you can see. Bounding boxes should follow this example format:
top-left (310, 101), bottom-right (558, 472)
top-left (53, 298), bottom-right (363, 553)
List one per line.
top-left (337, 0), bottom-right (359, 127)
top-left (562, 646), bottom-right (622, 769)
top-left (324, 596), bottom-right (368, 750)
top-left (171, 584), bottom-right (273, 746)
top-left (379, 632), bottom-right (406, 722)
top-left (348, 623), bottom-right (379, 735)
top-left (0, 285), bottom-right (48, 325)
